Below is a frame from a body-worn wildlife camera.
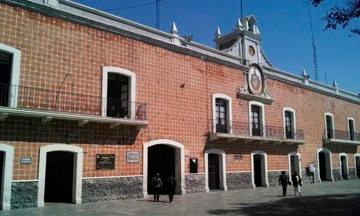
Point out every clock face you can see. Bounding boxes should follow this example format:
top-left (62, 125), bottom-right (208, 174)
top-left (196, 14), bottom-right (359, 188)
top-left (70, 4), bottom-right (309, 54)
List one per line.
top-left (248, 46), bottom-right (255, 56)
top-left (248, 65), bottom-right (263, 96)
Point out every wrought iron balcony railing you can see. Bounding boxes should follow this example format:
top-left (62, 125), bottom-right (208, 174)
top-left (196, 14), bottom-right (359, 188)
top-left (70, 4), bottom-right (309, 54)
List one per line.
top-left (208, 119), bottom-right (304, 141)
top-left (0, 83), bottom-right (147, 120)
top-left (324, 129), bottom-right (359, 142)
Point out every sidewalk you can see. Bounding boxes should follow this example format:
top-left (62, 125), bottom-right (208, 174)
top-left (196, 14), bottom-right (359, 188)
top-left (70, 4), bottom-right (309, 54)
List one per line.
top-left (1, 180), bottom-right (360, 216)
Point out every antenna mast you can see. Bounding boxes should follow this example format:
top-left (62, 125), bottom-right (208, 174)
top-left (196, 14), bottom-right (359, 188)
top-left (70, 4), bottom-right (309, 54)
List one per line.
top-left (308, 3), bottom-right (318, 82)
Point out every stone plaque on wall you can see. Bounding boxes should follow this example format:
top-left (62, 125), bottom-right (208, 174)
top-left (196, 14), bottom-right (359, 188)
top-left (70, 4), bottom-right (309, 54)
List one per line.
top-left (19, 157), bottom-right (32, 164)
top-left (126, 151), bottom-right (140, 163)
top-left (96, 154), bottom-right (115, 169)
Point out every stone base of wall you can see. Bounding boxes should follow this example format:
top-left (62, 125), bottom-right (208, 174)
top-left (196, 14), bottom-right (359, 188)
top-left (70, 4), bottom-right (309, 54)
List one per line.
top-left (226, 172), bottom-right (252, 190)
top-left (11, 181), bottom-right (38, 209)
top-left (348, 168), bottom-right (356, 180)
top-left (82, 176), bottom-right (143, 203)
top-left (268, 171), bottom-right (282, 187)
top-left (185, 174), bottom-right (206, 194)
top-left (301, 169), bottom-right (320, 184)
top-left (333, 168), bottom-right (341, 181)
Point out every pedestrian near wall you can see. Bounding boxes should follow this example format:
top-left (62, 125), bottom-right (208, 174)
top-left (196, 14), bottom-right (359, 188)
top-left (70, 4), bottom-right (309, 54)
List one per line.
top-left (166, 173), bottom-right (177, 203)
top-left (279, 171), bottom-right (291, 196)
top-left (152, 173), bottom-right (162, 202)
top-left (292, 171), bottom-right (302, 196)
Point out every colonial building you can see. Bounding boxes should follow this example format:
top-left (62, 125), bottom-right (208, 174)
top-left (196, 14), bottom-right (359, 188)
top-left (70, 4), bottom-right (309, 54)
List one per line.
top-left (0, 0), bottom-right (359, 210)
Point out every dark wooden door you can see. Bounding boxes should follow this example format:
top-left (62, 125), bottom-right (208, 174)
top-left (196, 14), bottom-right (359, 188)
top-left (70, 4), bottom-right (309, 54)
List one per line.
top-left (356, 157), bottom-right (360, 178)
top-left (208, 154), bottom-right (220, 190)
top-left (319, 152), bottom-right (327, 181)
top-left (254, 155), bottom-right (262, 187)
top-left (0, 52), bottom-right (11, 107)
top-left (45, 151), bottom-right (74, 203)
top-left (107, 73), bottom-right (129, 118)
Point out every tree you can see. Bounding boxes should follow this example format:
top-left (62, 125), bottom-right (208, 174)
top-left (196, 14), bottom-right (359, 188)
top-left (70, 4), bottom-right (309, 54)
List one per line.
top-left (311, 0), bottom-right (360, 36)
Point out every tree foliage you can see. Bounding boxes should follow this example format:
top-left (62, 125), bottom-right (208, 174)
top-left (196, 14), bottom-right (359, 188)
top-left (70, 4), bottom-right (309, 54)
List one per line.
top-left (311, 0), bottom-right (360, 36)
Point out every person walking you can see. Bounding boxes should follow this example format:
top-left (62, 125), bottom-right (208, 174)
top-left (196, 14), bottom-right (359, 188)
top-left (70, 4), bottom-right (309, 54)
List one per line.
top-left (279, 171), bottom-right (290, 196)
top-left (292, 171), bottom-right (302, 196)
top-left (152, 173), bottom-right (162, 202)
top-left (166, 173), bottom-right (177, 203)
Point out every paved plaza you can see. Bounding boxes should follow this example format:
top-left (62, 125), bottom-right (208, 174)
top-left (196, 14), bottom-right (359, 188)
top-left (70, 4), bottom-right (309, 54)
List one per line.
top-left (1, 180), bottom-right (360, 216)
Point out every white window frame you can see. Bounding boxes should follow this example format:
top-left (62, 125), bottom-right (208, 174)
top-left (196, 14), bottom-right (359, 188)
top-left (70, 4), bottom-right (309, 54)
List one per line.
top-left (249, 101), bottom-right (265, 137)
top-left (324, 112), bottom-right (335, 139)
top-left (250, 150), bottom-right (269, 188)
top-left (204, 148), bottom-right (227, 192)
top-left (339, 153), bottom-right (349, 180)
top-left (102, 67), bottom-right (136, 118)
top-left (0, 44), bottom-right (21, 108)
top-left (347, 117), bottom-right (356, 140)
top-left (288, 151), bottom-right (302, 181)
top-left (0, 144), bottom-right (14, 210)
top-left (316, 147), bottom-right (334, 182)
top-left (354, 153), bottom-right (360, 179)
top-left (283, 107), bottom-right (296, 139)
top-left (212, 94), bottom-right (232, 134)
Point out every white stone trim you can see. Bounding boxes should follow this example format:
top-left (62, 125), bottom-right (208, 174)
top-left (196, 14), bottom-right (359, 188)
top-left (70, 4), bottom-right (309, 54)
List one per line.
top-left (250, 150), bottom-right (268, 188)
top-left (324, 112), bottom-right (335, 139)
top-left (287, 151), bottom-right (302, 181)
top-left (354, 153), bottom-right (360, 179)
top-left (316, 147), bottom-right (334, 182)
top-left (204, 148), bottom-right (227, 192)
top-left (0, 144), bottom-right (14, 210)
top-left (102, 67), bottom-right (136, 118)
top-left (211, 94), bottom-right (233, 133)
top-left (0, 44), bottom-right (21, 108)
top-left (339, 153), bottom-right (349, 180)
top-left (11, 179), bottom-right (38, 182)
top-left (38, 144), bottom-right (83, 207)
top-left (142, 139), bottom-right (185, 196)
top-left (282, 107), bottom-right (297, 139)
top-left (347, 117), bottom-right (356, 139)
top-left (83, 175), bottom-right (143, 179)
top-left (249, 101), bottom-right (265, 136)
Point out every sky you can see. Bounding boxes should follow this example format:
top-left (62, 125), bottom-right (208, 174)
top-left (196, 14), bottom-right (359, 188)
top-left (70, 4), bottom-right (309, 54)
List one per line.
top-left (71, 0), bottom-right (360, 94)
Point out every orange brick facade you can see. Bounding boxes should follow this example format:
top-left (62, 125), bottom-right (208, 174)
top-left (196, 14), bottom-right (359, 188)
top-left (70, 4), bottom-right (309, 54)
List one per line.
top-left (0, 1), bottom-right (359, 210)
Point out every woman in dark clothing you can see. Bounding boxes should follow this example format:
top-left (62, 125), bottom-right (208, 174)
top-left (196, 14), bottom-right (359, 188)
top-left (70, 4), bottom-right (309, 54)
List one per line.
top-left (166, 173), bottom-right (177, 203)
top-left (279, 171), bottom-right (290, 196)
top-left (292, 171), bottom-right (302, 196)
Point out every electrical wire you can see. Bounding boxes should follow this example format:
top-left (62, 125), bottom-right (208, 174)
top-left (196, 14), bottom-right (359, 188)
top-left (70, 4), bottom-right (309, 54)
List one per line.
top-left (103, 0), bottom-right (164, 12)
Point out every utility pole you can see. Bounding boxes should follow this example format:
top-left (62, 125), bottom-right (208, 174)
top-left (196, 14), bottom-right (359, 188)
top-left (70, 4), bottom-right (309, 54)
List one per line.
top-left (307, 3), bottom-right (319, 82)
top-left (156, 0), bottom-right (160, 30)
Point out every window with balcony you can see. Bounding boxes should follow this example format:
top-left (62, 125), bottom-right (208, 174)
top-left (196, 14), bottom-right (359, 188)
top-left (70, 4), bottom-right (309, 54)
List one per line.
top-left (249, 101), bottom-right (265, 137)
top-left (283, 108), bottom-right (296, 139)
top-left (348, 118), bottom-right (355, 141)
top-left (325, 113), bottom-right (334, 139)
top-left (212, 94), bottom-right (232, 134)
top-left (102, 67), bottom-right (136, 119)
top-left (0, 44), bottom-right (21, 108)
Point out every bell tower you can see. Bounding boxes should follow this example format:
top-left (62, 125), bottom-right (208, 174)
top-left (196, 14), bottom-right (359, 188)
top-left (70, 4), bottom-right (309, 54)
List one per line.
top-left (214, 15), bottom-right (262, 65)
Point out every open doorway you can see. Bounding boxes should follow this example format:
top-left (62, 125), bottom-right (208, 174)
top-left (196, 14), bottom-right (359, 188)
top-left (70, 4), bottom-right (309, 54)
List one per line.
top-left (0, 51), bottom-right (11, 107)
top-left (148, 145), bottom-right (175, 195)
top-left (44, 151), bottom-right (74, 203)
top-left (339, 154), bottom-right (348, 180)
top-left (208, 153), bottom-right (220, 190)
top-left (318, 149), bottom-right (332, 181)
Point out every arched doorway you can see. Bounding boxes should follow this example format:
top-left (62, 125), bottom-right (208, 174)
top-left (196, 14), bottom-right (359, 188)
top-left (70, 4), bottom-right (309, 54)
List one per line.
top-left (339, 153), bottom-right (348, 180)
top-left (38, 144), bottom-right (83, 207)
top-left (148, 145), bottom-right (175, 195)
top-left (251, 150), bottom-right (268, 188)
top-left (317, 148), bottom-right (333, 182)
top-left (204, 149), bottom-right (227, 192)
top-left (288, 152), bottom-right (301, 178)
top-left (0, 144), bottom-right (14, 210)
top-left (143, 139), bottom-right (185, 196)
top-left (355, 154), bottom-right (360, 178)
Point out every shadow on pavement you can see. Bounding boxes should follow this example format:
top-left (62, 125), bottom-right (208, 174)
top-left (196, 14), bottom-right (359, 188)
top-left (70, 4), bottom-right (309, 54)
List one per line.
top-left (208, 193), bottom-right (360, 216)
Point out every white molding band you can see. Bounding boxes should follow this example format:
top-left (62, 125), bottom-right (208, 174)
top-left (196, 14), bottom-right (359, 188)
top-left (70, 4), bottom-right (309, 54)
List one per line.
top-left (142, 139), bottom-right (185, 196)
top-left (83, 175), bottom-right (143, 180)
top-left (282, 107), bottom-right (297, 139)
top-left (0, 144), bottom-right (14, 210)
top-left (324, 112), bottom-right (335, 139)
top-left (204, 148), bottom-right (227, 192)
top-left (38, 144), bottom-right (83, 207)
top-left (0, 43), bottom-right (21, 108)
top-left (250, 150), bottom-right (269, 188)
